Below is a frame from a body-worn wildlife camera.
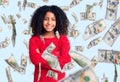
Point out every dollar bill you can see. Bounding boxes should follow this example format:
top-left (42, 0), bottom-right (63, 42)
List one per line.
top-left (0, 0), bottom-right (9, 6)
top-left (21, 54), bottom-right (27, 74)
top-left (70, 0), bottom-right (81, 8)
top-left (0, 37), bottom-right (10, 49)
top-left (105, 0), bottom-right (119, 20)
top-left (87, 37), bottom-right (102, 49)
top-left (98, 49), bottom-right (120, 65)
top-left (46, 70), bottom-right (58, 80)
top-left (22, 27), bottom-right (32, 35)
top-left (101, 73), bottom-right (108, 82)
top-left (90, 56), bottom-right (98, 68)
top-left (99, 0), bottom-right (103, 9)
top-left (83, 19), bottom-right (106, 40)
top-left (5, 55), bottom-right (25, 74)
top-left (0, 27), bottom-right (2, 32)
top-left (103, 17), bottom-right (120, 46)
top-left (5, 66), bottom-right (13, 82)
top-left (16, 13), bottom-right (21, 19)
top-left (55, 31), bottom-right (60, 39)
top-left (22, 0), bottom-right (27, 10)
top-left (1, 14), bottom-right (8, 24)
top-left (69, 50), bottom-right (91, 67)
top-left (113, 64), bottom-right (118, 82)
top-left (68, 24), bottom-right (80, 38)
top-left (18, 1), bottom-right (21, 11)
top-left (60, 6), bottom-right (70, 11)
top-left (9, 15), bottom-right (16, 47)
top-left (27, 2), bottom-right (37, 8)
top-left (60, 66), bottom-right (98, 82)
top-left (80, 4), bottom-right (96, 21)
top-left (42, 43), bottom-right (61, 71)
top-left (42, 0), bottom-right (48, 2)
top-left (23, 39), bottom-right (29, 49)
top-left (75, 45), bottom-right (84, 52)
top-left (71, 12), bottom-right (78, 22)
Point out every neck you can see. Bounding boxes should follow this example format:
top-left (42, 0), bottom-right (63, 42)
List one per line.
top-left (43, 31), bottom-right (55, 38)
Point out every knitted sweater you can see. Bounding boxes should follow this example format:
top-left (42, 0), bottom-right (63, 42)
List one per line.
top-left (29, 35), bottom-right (71, 82)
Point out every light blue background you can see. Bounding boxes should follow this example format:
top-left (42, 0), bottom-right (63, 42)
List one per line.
top-left (0, 0), bottom-right (120, 82)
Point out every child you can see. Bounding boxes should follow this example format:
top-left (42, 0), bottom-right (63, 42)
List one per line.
top-left (29, 5), bottom-right (71, 82)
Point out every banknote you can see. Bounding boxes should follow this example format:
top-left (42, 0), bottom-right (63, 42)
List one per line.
top-left (42, 0), bottom-right (48, 2)
top-left (71, 12), bottom-right (78, 22)
top-left (60, 66), bottom-right (98, 82)
top-left (68, 24), bottom-right (80, 38)
top-left (113, 64), bottom-right (118, 82)
top-left (23, 27), bottom-right (32, 35)
top-left (99, 0), bottom-right (103, 9)
top-left (18, 1), bottom-right (21, 11)
top-left (98, 49), bottom-right (120, 65)
top-left (1, 14), bottom-right (8, 24)
top-left (69, 50), bottom-right (91, 67)
top-left (55, 31), bottom-right (60, 39)
top-left (23, 39), bottom-right (29, 49)
top-left (101, 73), bottom-right (108, 82)
top-left (75, 45), bottom-right (84, 52)
top-left (105, 0), bottom-right (119, 20)
top-left (70, 0), bottom-right (81, 8)
top-left (27, 2), bottom-right (37, 8)
top-left (60, 6), bottom-right (70, 11)
top-left (46, 70), bottom-right (58, 80)
top-left (16, 13), bottom-right (21, 19)
top-left (9, 15), bottom-right (16, 47)
top-left (80, 4), bottom-right (96, 21)
top-left (0, 0), bottom-right (9, 6)
top-left (0, 37), bottom-right (10, 49)
top-left (5, 66), bottom-right (13, 82)
top-left (90, 56), bottom-right (98, 68)
top-left (103, 17), bottom-right (120, 46)
top-left (5, 55), bottom-right (25, 74)
top-left (0, 27), bottom-right (2, 32)
top-left (87, 37), bottom-right (102, 49)
top-left (83, 19), bottom-right (106, 40)
top-left (21, 54), bottom-right (27, 73)
top-left (22, 0), bottom-right (27, 10)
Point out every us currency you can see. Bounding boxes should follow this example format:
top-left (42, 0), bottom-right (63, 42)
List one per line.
top-left (60, 6), bottom-right (70, 11)
top-left (23, 39), bottom-right (29, 49)
top-left (60, 66), bottom-right (98, 82)
top-left (1, 14), bottom-right (8, 24)
top-left (105, 0), bottom-right (119, 20)
top-left (22, 27), bottom-right (32, 35)
top-left (101, 74), bottom-right (108, 82)
top-left (21, 54), bottom-right (27, 74)
top-left (6, 66), bottom-right (13, 82)
top-left (9, 15), bottom-right (16, 47)
top-left (70, 0), bottom-right (81, 8)
top-left (42, 0), bottom-right (48, 2)
top-left (103, 17), bottom-right (120, 46)
top-left (113, 64), bottom-right (118, 82)
top-left (71, 12), bottom-right (78, 22)
top-left (90, 56), bottom-right (98, 68)
top-left (22, 0), bottom-right (27, 10)
top-left (27, 2), bottom-right (37, 8)
top-left (18, 1), bottom-right (22, 11)
top-left (98, 49), bottom-right (120, 65)
top-left (55, 31), bottom-right (60, 39)
top-left (75, 45), bottom-right (84, 52)
top-left (16, 13), bottom-right (21, 19)
top-left (0, 37), bottom-right (10, 49)
top-left (62, 61), bottom-right (74, 72)
top-left (0, 27), bottom-right (2, 32)
top-left (5, 55), bottom-right (25, 74)
top-left (83, 19), bottom-right (106, 40)
top-left (46, 70), bottom-right (58, 80)
top-left (80, 4), bottom-right (96, 21)
top-left (68, 24), bottom-right (80, 38)
top-left (42, 43), bottom-right (61, 71)
top-left (87, 37), bottom-right (102, 49)
top-left (0, 0), bottom-right (9, 7)
top-left (69, 50), bottom-right (91, 67)
top-left (99, 0), bottom-right (103, 9)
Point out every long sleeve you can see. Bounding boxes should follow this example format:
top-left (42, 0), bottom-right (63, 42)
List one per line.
top-left (58, 35), bottom-right (71, 69)
top-left (29, 36), bottom-right (51, 69)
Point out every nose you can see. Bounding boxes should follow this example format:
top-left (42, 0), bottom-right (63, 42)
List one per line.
top-left (48, 19), bottom-right (52, 24)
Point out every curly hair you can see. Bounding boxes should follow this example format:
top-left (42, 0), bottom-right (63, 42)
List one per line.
top-left (30, 5), bottom-right (69, 36)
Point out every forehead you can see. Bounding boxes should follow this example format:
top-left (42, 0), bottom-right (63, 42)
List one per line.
top-left (45, 11), bottom-right (55, 16)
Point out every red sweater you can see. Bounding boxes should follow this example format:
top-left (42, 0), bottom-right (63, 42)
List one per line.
top-left (29, 35), bottom-right (71, 82)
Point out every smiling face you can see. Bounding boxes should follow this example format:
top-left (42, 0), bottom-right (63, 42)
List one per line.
top-left (43, 11), bottom-right (56, 33)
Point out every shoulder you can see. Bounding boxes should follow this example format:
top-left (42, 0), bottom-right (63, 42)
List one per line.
top-left (59, 35), bottom-right (69, 42)
top-left (29, 35), bottom-right (42, 43)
